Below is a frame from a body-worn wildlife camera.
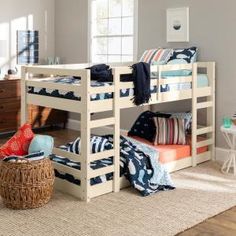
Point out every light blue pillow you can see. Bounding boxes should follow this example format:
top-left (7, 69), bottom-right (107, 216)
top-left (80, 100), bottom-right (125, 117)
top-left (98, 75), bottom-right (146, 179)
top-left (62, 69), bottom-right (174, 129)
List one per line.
top-left (161, 59), bottom-right (192, 77)
top-left (29, 135), bottom-right (54, 157)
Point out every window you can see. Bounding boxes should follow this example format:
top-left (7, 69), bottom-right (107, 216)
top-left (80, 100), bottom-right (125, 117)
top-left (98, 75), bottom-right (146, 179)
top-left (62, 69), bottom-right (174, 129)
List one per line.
top-left (89, 0), bottom-right (137, 63)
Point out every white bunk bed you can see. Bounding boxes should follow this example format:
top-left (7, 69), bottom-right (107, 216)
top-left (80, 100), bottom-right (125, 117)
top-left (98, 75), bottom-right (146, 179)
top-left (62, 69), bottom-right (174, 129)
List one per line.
top-left (21, 62), bottom-right (215, 202)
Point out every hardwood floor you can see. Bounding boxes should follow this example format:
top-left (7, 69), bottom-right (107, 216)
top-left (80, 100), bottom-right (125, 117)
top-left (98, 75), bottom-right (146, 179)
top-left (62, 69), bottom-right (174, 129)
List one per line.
top-left (178, 206), bottom-right (236, 236)
top-left (1, 128), bottom-right (236, 236)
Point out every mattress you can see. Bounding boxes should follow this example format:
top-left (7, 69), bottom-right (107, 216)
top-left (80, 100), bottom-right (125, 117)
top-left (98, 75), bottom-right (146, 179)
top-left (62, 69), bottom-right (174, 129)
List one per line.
top-left (28, 74), bottom-right (208, 101)
top-left (131, 136), bottom-right (208, 164)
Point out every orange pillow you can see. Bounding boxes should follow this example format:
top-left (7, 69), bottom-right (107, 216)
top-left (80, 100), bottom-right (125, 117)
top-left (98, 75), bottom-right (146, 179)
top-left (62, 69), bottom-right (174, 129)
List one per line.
top-left (0, 123), bottom-right (34, 159)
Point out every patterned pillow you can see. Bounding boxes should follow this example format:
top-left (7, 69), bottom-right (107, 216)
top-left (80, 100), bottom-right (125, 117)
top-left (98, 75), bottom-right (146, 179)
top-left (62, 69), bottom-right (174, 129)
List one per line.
top-left (168, 47), bottom-right (198, 64)
top-left (139, 48), bottom-right (173, 65)
top-left (153, 117), bottom-right (186, 145)
top-left (0, 123), bottom-right (34, 159)
top-left (3, 151), bottom-right (45, 163)
top-left (128, 111), bottom-right (171, 142)
top-left (68, 136), bottom-right (113, 154)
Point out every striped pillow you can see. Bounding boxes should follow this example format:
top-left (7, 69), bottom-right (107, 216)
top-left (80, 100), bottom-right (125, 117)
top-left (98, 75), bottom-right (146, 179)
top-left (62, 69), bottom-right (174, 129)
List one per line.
top-left (139, 48), bottom-right (173, 65)
top-left (68, 136), bottom-right (113, 154)
top-left (153, 117), bottom-right (186, 145)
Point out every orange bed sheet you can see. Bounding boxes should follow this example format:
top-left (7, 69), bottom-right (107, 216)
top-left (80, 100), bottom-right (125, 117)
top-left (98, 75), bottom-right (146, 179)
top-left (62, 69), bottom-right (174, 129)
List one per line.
top-left (131, 136), bottom-right (208, 164)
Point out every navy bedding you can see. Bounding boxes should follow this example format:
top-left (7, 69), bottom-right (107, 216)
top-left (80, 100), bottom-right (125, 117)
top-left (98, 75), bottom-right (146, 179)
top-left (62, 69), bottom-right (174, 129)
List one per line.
top-left (27, 75), bottom-right (208, 101)
top-left (50, 135), bottom-right (174, 196)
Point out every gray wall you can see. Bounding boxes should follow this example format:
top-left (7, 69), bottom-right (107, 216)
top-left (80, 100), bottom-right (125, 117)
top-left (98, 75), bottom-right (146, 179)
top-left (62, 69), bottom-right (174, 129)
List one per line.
top-left (0, 0), bottom-right (55, 76)
top-left (138, 0), bottom-right (236, 147)
top-left (55, 0), bottom-right (236, 148)
top-left (55, 0), bottom-right (88, 63)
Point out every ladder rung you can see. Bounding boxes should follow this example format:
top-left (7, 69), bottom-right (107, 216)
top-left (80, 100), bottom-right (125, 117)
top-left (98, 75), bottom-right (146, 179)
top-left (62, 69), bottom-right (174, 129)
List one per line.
top-left (90, 149), bottom-right (115, 162)
top-left (196, 138), bottom-right (213, 148)
top-left (196, 126), bottom-right (213, 135)
top-left (196, 101), bottom-right (213, 109)
top-left (90, 117), bottom-right (115, 128)
top-left (89, 165), bottom-right (115, 179)
top-left (53, 148), bottom-right (81, 162)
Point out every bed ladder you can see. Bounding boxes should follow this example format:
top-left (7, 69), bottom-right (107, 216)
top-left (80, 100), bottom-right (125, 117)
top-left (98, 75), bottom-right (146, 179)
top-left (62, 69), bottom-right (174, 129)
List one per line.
top-left (191, 62), bottom-right (216, 167)
top-left (80, 69), bottom-right (121, 202)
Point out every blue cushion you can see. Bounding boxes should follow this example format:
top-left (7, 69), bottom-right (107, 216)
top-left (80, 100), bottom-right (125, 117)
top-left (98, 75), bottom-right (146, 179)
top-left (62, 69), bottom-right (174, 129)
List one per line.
top-left (128, 111), bottom-right (171, 142)
top-left (29, 135), bottom-right (54, 157)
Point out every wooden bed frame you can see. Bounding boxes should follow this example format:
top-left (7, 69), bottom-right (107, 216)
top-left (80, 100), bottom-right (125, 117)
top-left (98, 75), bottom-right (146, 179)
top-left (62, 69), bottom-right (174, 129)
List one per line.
top-left (21, 62), bottom-right (215, 202)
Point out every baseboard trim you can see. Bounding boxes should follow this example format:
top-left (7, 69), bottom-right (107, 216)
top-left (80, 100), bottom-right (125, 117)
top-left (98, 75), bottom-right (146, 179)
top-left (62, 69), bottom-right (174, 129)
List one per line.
top-left (67, 119), bottom-right (81, 130)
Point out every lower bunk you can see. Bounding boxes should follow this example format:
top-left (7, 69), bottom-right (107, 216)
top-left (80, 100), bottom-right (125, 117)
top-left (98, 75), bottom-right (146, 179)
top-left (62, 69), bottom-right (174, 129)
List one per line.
top-left (50, 135), bottom-right (211, 199)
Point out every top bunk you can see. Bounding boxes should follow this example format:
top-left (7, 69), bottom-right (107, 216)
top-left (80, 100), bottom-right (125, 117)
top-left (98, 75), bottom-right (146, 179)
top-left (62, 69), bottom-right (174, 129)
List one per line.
top-left (21, 62), bottom-right (215, 114)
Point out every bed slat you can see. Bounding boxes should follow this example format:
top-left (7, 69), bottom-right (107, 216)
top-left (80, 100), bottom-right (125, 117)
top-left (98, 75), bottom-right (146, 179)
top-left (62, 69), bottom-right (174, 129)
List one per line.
top-left (53, 161), bottom-right (82, 179)
top-left (27, 94), bottom-right (82, 113)
top-left (159, 76), bottom-right (192, 85)
top-left (196, 139), bottom-right (213, 148)
top-left (196, 126), bottom-right (213, 135)
top-left (90, 118), bottom-right (115, 128)
top-left (90, 149), bottom-right (115, 162)
top-left (88, 165), bottom-right (115, 179)
top-left (27, 79), bottom-right (82, 93)
top-left (53, 148), bottom-right (81, 162)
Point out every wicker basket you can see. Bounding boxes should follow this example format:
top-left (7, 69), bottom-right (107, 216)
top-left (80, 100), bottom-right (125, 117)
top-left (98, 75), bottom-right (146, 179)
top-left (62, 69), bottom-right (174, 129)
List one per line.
top-left (0, 158), bottom-right (55, 210)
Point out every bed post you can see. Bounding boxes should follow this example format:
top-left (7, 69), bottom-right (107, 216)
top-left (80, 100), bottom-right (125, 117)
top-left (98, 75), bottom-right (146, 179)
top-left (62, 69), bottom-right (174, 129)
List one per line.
top-left (191, 63), bottom-right (198, 167)
top-left (80, 69), bottom-right (91, 202)
top-left (112, 68), bottom-right (120, 193)
top-left (21, 66), bottom-right (28, 125)
top-left (207, 62), bottom-right (216, 161)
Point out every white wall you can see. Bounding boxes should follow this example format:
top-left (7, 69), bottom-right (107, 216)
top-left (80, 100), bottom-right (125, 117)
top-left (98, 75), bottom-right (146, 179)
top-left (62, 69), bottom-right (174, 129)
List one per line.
top-left (54, 0), bottom-right (235, 148)
top-left (0, 0), bottom-right (55, 77)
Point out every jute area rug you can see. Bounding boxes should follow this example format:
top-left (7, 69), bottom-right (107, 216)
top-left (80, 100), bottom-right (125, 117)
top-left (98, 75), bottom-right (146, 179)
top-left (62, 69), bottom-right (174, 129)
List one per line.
top-left (1, 162), bottom-right (236, 236)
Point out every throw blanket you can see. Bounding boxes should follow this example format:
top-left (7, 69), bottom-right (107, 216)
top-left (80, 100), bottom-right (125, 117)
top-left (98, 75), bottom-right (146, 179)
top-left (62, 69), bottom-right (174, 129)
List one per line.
top-left (132, 62), bottom-right (151, 106)
top-left (105, 135), bottom-right (175, 196)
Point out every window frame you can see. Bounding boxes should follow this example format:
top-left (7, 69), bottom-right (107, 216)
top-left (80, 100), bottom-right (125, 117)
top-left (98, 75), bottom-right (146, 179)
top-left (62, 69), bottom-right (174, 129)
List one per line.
top-left (87, 0), bottom-right (138, 64)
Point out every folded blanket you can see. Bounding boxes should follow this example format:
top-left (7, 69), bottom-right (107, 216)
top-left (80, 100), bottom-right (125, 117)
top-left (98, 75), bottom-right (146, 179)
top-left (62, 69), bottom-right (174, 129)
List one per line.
top-left (87, 64), bottom-right (113, 82)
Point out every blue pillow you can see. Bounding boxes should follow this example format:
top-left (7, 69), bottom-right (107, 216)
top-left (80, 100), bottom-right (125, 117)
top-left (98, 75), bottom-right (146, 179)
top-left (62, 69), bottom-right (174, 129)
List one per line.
top-left (29, 135), bottom-right (54, 157)
top-left (168, 47), bottom-right (198, 63)
top-left (128, 111), bottom-right (171, 142)
top-left (161, 59), bottom-right (192, 77)
top-left (67, 135), bottom-right (112, 154)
